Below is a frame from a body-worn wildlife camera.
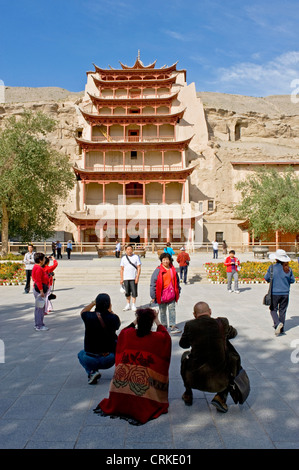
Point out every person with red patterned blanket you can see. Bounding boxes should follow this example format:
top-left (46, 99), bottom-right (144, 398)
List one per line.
top-left (94, 307), bottom-right (171, 425)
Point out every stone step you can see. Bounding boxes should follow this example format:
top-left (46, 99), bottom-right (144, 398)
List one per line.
top-left (53, 267), bottom-right (207, 285)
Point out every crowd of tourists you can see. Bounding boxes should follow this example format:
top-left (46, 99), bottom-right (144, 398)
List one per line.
top-left (23, 242), bottom-right (296, 426)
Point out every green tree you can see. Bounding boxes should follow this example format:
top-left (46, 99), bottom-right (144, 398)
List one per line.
top-left (234, 167), bottom-right (299, 239)
top-left (0, 110), bottom-right (75, 255)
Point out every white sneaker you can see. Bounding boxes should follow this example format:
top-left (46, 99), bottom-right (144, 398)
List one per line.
top-left (228, 289), bottom-right (233, 293)
top-left (275, 322), bottom-right (283, 336)
top-left (234, 290), bottom-right (240, 294)
top-left (123, 304), bottom-right (131, 311)
top-left (35, 326), bottom-right (49, 331)
top-left (132, 304), bottom-right (137, 312)
top-left (170, 326), bottom-right (182, 334)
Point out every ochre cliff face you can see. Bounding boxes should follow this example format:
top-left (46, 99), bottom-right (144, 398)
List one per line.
top-left (189, 92), bottom-right (299, 242)
top-left (0, 88), bottom-right (84, 234)
top-left (1, 87), bottom-right (298, 242)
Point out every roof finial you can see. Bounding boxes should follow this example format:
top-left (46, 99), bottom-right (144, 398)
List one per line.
top-left (138, 49), bottom-right (140, 61)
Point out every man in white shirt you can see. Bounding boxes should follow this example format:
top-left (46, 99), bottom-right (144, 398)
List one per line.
top-left (23, 244), bottom-right (35, 293)
top-left (212, 240), bottom-right (219, 259)
top-left (120, 244), bottom-right (141, 312)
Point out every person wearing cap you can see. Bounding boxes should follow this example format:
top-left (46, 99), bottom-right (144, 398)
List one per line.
top-left (176, 247), bottom-right (191, 284)
top-left (78, 293), bottom-right (121, 384)
top-left (264, 249), bottom-right (295, 336)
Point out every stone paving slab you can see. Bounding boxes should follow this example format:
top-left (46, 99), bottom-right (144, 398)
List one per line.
top-left (0, 254), bottom-right (299, 452)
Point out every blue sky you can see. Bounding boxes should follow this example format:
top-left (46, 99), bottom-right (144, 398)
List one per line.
top-left (1, 0), bottom-right (299, 97)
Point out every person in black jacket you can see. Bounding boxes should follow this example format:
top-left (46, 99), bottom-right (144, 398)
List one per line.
top-left (78, 293), bottom-right (121, 384)
top-left (179, 301), bottom-right (237, 413)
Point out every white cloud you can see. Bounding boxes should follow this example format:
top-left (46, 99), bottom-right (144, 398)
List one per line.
top-left (216, 51), bottom-right (299, 95)
top-left (163, 29), bottom-right (193, 42)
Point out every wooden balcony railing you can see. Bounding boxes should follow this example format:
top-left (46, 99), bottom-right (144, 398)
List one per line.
top-left (100, 93), bottom-right (172, 99)
top-left (84, 164), bottom-right (183, 172)
top-left (91, 135), bottom-right (175, 143)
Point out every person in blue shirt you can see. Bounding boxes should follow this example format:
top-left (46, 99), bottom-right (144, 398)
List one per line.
top-left (264, 249), bottom-right (295, 336)
top-left (56, 241), bottom-right (62, 259)
top-left (164, 242), bottom-right (175, 257)
top-left (66, 240), bottom-right (73, 259)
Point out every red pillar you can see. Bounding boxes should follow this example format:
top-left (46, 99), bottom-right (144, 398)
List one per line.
top-left (162, 182), bottom-right (166, 203)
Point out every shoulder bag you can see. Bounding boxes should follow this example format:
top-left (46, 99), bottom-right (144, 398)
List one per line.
top-left (263, 264), bottom-right (273, 306)
top-left (126, 254), bottom-right (137, 270)
top-left (217, 318), bottom-right (250, 405)
top-left (161, 268), bottom-right (176, 303)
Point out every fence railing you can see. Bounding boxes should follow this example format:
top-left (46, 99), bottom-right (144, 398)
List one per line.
top-left (2, 241), bottom-right (298, 255)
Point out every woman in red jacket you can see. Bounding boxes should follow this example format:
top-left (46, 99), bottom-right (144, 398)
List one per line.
top-left (150, 252), bottom-right (181, 334)
top-left (224, 250), bottom-right (241, 294)
top-left (32, 252), bottom-right (50, 331)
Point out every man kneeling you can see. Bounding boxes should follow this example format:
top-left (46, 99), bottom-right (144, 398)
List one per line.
top-left (179, 301), bottom-right (237, 413)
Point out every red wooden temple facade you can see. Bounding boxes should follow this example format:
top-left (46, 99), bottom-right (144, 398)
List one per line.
top-left (66, 56), bottom-right (198, 244)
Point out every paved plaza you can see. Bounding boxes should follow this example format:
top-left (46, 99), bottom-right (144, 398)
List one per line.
top-left (0, 252), bottom-right (299, 450)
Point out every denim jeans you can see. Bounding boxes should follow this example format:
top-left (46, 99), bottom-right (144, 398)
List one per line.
top-left (179, 266), bottom-right (188, 283)
top-left (159, 301), bottom-right (176, 328)
top-left (78, 350), bottom-right (115, 375)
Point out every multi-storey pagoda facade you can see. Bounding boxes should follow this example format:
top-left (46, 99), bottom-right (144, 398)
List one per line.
top-left (66, 55), bottom-right (203, 245)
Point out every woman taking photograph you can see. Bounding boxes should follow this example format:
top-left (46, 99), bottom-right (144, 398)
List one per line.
top-left (78, 293), bottom-right (121, 384)
top-left (150, 252), bottom-right (181, 334)
top-left (94, 307), bottom-right (171, 425)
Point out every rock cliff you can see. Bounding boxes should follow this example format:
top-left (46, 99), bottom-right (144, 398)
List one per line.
top-left (0, 86), bottom-right (298, 240)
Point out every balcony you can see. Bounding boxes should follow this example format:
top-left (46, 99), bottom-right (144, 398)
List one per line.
top-left (100, 93), bottom-right (172, 99)
top-left (91, 135), bottom-right (175, 143)
top-left (84, 164), bottom-right (183, 172)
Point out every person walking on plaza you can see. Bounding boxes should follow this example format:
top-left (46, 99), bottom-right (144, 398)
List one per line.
top-left (164, 242), bottom-right (175, 257)
top-left (32, 252), bottom-right (50, 331)
top-left (180, 301), bottom-right (238, 413)
top-left (78, 293), bottom-right (121, 385)
top-left (212, 240), bottom-right (219, 259)
top-left (150, 252), bottom-right (181, 334)
top-left (115, 240), bottom-right (121, 258)
top-left (66, 240), bottom-right (72, 259)
top-left (224, 250), bottom-right (241, 293)
top-left (120, 244), bottom-right (141, 312)
top-left (94, 307), bottom-right (171, 425)
top-left (176, 247), bottom-right (190, 284)
top-left (23, 244), bottom-right (35, 294)
top-left (264, 249), bottom-right (295, 336)
top-left (56, 240), bottom-right (62, 259)
top-left (51, 241), bottom-right (57, 258)
top-left (222, 240), bottom-right (227, 255)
